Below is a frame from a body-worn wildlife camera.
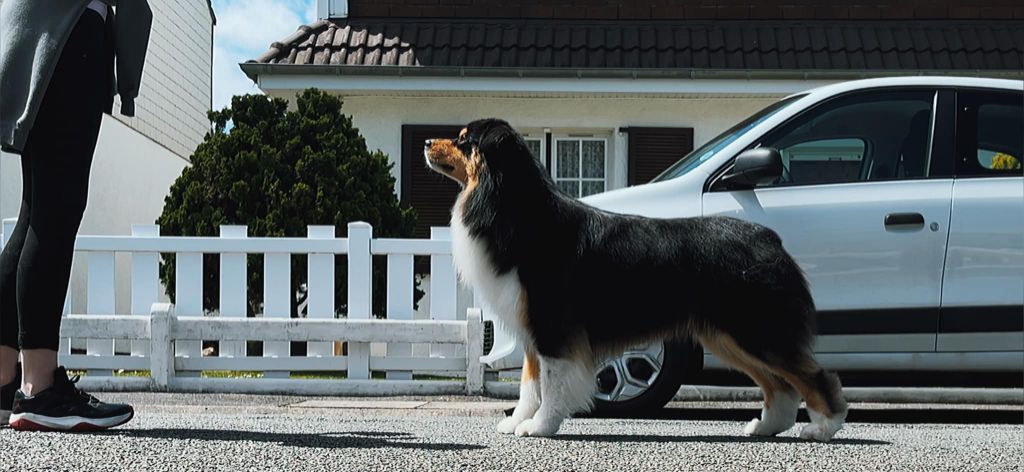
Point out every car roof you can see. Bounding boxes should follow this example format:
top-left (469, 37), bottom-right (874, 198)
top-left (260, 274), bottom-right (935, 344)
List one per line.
top-left (788, 76), bottom-right (1024, 100)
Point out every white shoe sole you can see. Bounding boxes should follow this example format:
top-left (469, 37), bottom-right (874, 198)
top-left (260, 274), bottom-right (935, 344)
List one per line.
top-left (9, 410), bottom-right (133, 431)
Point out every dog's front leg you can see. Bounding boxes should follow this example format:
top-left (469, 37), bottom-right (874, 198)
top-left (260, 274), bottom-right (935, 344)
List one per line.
top-left (497, 350), bottom-right (542, 434)
top-left (514, 352), bottom-right (595, 438)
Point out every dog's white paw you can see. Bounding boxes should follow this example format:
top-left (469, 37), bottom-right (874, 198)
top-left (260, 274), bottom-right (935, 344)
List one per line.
top-left (799, 422), bottom-right (839, 442)
top-left (744, 418), bottom-right (773, 436)
top-left (496, 416), bottom-right (523, 434)
top-left (801, 409), bottom-right (846, 442)
top-left (513, 418), bottom-right (560, 437)
top-left (744, 408), bottom-right (798, 436)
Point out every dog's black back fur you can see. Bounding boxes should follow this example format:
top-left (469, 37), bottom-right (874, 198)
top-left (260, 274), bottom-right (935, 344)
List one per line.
top-left (459, 118), bottom-right (816, 367)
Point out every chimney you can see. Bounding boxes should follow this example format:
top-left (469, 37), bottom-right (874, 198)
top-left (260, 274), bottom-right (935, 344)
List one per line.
top-left (317, 0), bottom-right (348, 19)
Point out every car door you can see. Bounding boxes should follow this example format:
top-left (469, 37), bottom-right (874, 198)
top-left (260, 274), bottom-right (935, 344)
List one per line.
top-left (937, 88), bottom-right (1024, 363)
top-left (702, 89), bottom-right (954, 363)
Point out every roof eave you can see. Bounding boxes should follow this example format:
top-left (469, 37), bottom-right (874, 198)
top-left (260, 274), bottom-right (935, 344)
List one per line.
top-left (240, 63), bottom-right (1024, 84)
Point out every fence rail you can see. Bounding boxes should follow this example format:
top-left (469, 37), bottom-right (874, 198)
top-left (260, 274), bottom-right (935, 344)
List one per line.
top-left (1, 220), bottom-right (484, 395)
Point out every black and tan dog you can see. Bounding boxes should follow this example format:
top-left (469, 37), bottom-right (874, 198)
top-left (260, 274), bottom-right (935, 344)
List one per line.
top-left (424, 119), bottom-right (847, 440)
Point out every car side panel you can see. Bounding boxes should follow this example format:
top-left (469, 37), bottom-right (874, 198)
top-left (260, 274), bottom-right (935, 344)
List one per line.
top-left (937, 177), bottom-right (1024, 354)
top-left (703, 179), bottom-right (954, 354)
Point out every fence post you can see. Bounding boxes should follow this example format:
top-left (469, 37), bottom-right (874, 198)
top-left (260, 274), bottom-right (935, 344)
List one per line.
top-left (346, 222), bottom-right (372, 380)
top-left (131, 224), bottom-right (160, 358)
top-left (87, 251), bottom-right (116, 376)
top-left (386, 253), bottom-right (414, 380)
top-left (465, 308), bottom-right (484, 395)
top-left (263, 251), bottom-right (291, 379)
top-left (306, 226), bottom-right (335, 359)
top-left (430, 227), bottom-right (457, 358)
top-left (219, 225), bottom-right (248, 358)
top-left (150, 302), bottom-right (175, 391)
top-left (175, 252), bottom-right (203, 377)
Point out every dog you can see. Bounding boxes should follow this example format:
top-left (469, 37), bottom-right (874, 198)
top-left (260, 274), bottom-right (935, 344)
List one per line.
top-left (424, 119), bottom-right (847, 441)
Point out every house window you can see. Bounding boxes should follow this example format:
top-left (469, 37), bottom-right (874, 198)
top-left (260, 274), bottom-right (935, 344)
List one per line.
top-left (553, 138), bottom-right (607, 198)
top-left (524, 138), bottom-right (543, 164)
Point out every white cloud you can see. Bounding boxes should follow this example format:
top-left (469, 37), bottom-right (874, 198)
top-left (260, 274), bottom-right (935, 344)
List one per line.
top-left (304, 0), bottom-right (318, 23)
top-left (211, 0), bottom-right (316, 111)
top-left (216, 0), bottom-right (304, 51)
top-left (213, 46), bottom-right (260, 111)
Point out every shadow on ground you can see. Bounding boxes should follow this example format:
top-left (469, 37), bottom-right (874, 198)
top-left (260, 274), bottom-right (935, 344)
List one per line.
top-left (95, 429), bottom-right (486, 451)
top-left (582, 407), bottom-right (1024, 425)
top-left (554, 434), bottom-right (890, 445)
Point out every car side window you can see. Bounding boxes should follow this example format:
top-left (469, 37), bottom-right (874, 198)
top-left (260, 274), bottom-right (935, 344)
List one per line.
top-left (957, 90), bottom-right (1023, 176)
top-left (755, 90), bottom-right (937, 187)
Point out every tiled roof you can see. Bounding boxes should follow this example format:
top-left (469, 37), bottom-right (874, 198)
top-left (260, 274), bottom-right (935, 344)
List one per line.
top-left (249, 19), bottom-right (1023, 73)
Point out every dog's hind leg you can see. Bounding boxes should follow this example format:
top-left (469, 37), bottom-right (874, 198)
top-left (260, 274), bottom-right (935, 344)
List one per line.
top-left (514, 341), bottom-right (595, 438)
top-left (497, 349), bottom-right (542, 434)
top-left (698, 333), bottom-right (799, 437)
top-left (763, 354), bottom-right (848, 442)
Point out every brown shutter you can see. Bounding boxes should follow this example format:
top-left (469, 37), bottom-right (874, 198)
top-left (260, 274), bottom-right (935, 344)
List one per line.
top-left (627, 127), bottom-right (694, 186)
top-left (401, 125), bottom-right (464, 238)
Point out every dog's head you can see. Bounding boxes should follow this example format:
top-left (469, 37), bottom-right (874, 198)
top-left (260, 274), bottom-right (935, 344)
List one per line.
top-left (424, 119), bottom-right (538, 188)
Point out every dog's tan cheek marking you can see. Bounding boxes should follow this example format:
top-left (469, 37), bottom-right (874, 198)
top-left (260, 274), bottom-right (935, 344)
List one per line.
top-left (444, 141), bottom-right (469, 183)
top-left (456, 148), bottom-right (483, 215)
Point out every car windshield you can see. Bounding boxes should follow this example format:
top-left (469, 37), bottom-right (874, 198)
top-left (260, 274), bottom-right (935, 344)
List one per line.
top-left (652, 94), bottom-right (806, 182)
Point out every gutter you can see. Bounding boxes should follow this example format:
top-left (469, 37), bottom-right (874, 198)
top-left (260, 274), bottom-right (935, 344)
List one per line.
top-left (240, 62), bottom-right (1024, 84)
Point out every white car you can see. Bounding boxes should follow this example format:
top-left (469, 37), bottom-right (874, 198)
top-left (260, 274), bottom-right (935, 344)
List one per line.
top-left (480, 76), bottom-right (1024, 415)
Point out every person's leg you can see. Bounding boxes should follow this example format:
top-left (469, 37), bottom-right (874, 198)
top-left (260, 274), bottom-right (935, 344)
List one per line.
top-left (0, 348), bottom-right (17, 386)
top-left (0, 154), bottom-right (31, 387)
top-left (9, 9), bottom-right (133, 431)
top-left (16, 9), bottom-right (106, 394)
top-left (17, 138), bottom-right (93, 395)
top-left (1, 153), bottom-right (32, 426)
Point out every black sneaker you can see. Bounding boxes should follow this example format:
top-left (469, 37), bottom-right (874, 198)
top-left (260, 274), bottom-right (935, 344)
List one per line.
top-left (1, 363), bottom-right (20, 426)
top-left (9, 366), bottom-right (133, 431)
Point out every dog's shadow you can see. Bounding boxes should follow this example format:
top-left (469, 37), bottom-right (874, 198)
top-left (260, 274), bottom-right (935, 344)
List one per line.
top-left (555, 434), bottom-right (890, 446)
top-left (95, 428), bottom-right (486, 451)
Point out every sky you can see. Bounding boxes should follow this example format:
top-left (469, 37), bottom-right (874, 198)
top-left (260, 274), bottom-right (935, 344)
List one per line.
top-left (211, 0), bottom-right (317, 111)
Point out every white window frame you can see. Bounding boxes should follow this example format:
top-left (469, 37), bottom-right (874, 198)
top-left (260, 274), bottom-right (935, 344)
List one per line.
top-left (522, 136), bottom-right (546, 168)
top-left (552, 137), bottom-right (608, 198)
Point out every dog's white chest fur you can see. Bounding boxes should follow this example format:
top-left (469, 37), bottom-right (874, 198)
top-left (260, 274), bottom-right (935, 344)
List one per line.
top-left (450, 205), bottom-right (528, 342)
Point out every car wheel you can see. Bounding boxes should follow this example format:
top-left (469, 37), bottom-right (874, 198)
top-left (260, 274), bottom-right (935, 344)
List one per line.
top-left (591, 340), bottom-right (692, 416)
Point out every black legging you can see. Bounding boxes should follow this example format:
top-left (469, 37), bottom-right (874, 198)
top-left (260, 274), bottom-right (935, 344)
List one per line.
top-left (0, 10), bottom-right (112, 351)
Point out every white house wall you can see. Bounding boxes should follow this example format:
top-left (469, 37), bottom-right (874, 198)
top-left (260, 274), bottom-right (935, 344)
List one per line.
top-left (264, 94), bottom-right (782, 198)
top-left (114, 0), bottom-right (214, 160)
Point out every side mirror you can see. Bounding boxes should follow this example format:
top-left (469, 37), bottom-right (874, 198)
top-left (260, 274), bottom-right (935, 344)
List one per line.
top-left (719, 148), bottom-right (783, 190)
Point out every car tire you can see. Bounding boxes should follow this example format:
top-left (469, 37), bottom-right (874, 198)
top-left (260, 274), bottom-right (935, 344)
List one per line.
top-left (590, 340), bottom-right (694, 417)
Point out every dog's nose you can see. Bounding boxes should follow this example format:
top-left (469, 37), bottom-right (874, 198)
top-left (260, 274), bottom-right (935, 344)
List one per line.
top-left (424, 139), bottom-right (433, 148)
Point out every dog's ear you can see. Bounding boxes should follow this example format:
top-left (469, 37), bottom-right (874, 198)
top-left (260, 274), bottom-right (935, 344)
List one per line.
top-left (476, 120), bottom-right (523, 164)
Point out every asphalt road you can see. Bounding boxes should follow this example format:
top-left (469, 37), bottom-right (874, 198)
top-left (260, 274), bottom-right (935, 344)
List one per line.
top-left (1, 393), bottom-right (1021, 472)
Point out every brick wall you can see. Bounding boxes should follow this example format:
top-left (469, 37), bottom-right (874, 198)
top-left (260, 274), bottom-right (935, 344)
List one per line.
top-left (348, 1), bottom-right (1024, 20)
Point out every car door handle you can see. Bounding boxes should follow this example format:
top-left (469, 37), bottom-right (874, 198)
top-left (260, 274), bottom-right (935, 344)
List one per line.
top-left (884, 212), bottom-right (925, 227)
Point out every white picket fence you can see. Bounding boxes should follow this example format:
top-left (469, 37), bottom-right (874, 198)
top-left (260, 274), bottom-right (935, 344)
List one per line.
top-left (0, 220), bottom-right (484, 395)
